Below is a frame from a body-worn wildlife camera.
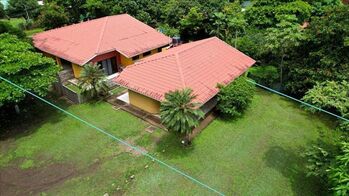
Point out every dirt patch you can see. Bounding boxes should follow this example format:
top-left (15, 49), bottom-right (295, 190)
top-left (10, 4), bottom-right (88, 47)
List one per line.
top-left (0, 163), bottom-right (76, 195)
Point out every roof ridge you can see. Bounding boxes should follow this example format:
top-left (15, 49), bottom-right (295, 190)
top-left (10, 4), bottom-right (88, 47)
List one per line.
top-left (174, 53), bottom-right (186, 88)
top-left (177, 37), bottom-right (217, 55)
top-left (95, 17), bottom-right (109, 54)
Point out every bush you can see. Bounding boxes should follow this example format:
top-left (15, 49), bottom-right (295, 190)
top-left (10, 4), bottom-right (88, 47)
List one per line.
top-left (248, 65), bottom-right (279, 86)
top-left (217, 77), bottom-right (255, 119)
top-left (0, 21), bottom-right (26, 38)
top-left (302, 81), bottom-right (349, 115)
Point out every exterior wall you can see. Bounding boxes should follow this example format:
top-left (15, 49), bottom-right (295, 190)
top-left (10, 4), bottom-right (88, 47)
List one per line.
top-left (120, 46), bottom-right (166, 68)
top-left (128, 90), bottom-right (161, 114)
top-left (72, 63), bottom-right (83, 78)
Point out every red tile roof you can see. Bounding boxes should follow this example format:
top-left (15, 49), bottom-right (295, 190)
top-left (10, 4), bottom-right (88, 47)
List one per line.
top-left (33, 14), bottom-right (171, 65)
top-left (114, 37), bottom-right (256, 104)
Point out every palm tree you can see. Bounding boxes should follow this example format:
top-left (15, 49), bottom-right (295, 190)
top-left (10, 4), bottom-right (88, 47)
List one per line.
top-left (78, 64), bottom-right (109, 99)
top-left (160, 88), bottom-right (204, 143)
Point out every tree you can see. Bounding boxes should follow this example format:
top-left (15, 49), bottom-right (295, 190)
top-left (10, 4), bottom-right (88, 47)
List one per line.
top-left (264, 15), bottom-right (306, 86)
top-left (0, 2), bottom-right (5, 18)
top-left (160, 88), bottom-right (204, 141)
top-left (285, 5), bottom-right (349, 96)
top-left (81, 0), bottom-right (111, 19)
top-left (46, 0), bottom-right (86, 23)
top-left (216, 77), bottom-right (255, 119)
top-left (179, 6), bottom-right (205, 40)
top-left (210, 2), bottom-right (246, 47)
top-left (0, 21), bottom-right (26, 38)
top-left (7, 0), bottom-right (39, 20)
top-left (245, 0), bottom-right (312, 29)
top-left (38, 2), bottom-right (69, 30)
top-left (78, 64), bottom-right (109, 99)
top-left (0, 34), bottom-right (60, 107)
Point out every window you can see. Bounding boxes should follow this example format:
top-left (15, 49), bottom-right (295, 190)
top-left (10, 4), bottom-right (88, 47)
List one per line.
top-left (98, 58), bottom-right (117, 75)
top-left (132, 55), bottom-right (139, 61)
top-left (143, 51), bottom-right (151, 57)
top-left (157, 48), bottom-right (162, 52)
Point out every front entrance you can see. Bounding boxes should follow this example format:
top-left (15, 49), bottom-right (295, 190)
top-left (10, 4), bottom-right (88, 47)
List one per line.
top-left (99, 58), bottom-right (118, 75)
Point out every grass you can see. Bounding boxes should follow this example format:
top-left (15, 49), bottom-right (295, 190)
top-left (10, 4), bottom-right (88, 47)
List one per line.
top-left (0, 89), bottom-right (341, 195)
top-left (64, 84), bottom-right (82, 94)
top-left (0, 18), bottom-right (44, 37)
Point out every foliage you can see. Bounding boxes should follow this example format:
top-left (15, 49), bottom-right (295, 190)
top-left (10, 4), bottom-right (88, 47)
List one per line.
top-left (305, 0), bottom-right (342, 16)
top-left (37, 2), bottom-right (69, 30)
top-left (6, 0), bottom-right (40, 19)
top-left (302, 81), bottom-right (349, 116)
top-left (217, 77), bottom-right (255, 119)
top-left (112, 0), bottom-right (163, 26)
top-left (78, 64), bottom-right (109, 99)
top-left (160, 88), bottom-right (204, 137)
top-left (0, 21), bottom-right (26, 38)
top-left (0, 34), bottom-right (59, 106)
top-left (248, 65), bottom-right (279, 86)
top-left (0, 2), bottom-right (5, 18)
top-left (210, 2), bottom-right (246, 47)
top-left (46, 0), bottom-right (86, 23)
top-left (157, 23), bottom-right (179, 37)
top-left (245, 0), bottom-right (312, 28)
top-left (264, 15), bottom-right (307, 85)
top-left (303, 143), bottom-right (335, 178)
top-left (285, 5), bottom-right (349, 96)
top-left (327, 142), bottom-right (349, 195)
top-left (81, 0), bottom-right (110, 19)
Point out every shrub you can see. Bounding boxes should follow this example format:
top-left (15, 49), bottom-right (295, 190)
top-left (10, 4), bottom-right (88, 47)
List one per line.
top-left (248, 65), bottom-right (279, 86)
top-left (302, 81), bottom-right (349, 115)
top-left (217, 77), bottom-right (255, 119)
top-left (0, 21), bottom-right (26, 38)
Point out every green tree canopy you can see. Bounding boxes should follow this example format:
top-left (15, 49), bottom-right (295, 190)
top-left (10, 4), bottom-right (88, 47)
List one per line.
top-left (264, 15), bottom-right (307, 86)
top-left (0, 21), bottom-right (26, 38)
top-left (7, 0), bottom-right (39, 19)
top-left (0, 2), bottom-right (5, 18)
top-left (285, 5), bottom-right (349, 95)
top-left (0, 34), bottom-right (60, 107)
top-left (37, 2), bottom-right (69, 30)
top-left (245, 0), bottom-right (312, 28)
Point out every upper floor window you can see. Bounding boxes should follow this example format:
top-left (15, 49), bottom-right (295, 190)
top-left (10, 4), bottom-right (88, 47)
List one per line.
top-left (143, 51), bottom-right (151, 57)
top-left (132, 55), bottom-right (140, 61)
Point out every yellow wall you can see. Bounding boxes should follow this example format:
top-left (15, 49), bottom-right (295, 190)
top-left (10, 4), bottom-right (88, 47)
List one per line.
top-left (120, 54), bottom-right (134, 67)
top-left (128, 90), bottom-right (160, 114)
top-left (72, 63), bottom-right (83, 78)
top-left (120, 47), bottom-right (164, 67)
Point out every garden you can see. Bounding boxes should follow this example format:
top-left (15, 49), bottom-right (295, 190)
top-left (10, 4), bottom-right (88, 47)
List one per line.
top-left (0, 89), bottom-right (342, 195)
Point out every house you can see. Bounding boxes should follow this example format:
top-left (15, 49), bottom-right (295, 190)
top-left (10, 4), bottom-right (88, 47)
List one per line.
top-left (114, 37), bottom-right (256, 114)
top-left (33, 14), bottom-right (171, 81)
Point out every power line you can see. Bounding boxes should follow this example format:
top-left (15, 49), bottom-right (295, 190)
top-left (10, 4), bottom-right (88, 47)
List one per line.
top-left (246, 79), bottom-right (349, 123)
top-left (0, 75), bottom-right (225, 196)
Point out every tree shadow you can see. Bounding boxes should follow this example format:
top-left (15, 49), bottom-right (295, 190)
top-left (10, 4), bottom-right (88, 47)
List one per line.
top-left (263, 145), bottom-right (328, 195)
top-left (0, 95), bottom-right (70, 141)
top-left (154, 132), bottom-right (194, 159)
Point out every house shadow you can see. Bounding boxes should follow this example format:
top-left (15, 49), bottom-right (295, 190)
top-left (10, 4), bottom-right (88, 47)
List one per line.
top-left (154, 132), bottom-right (194, 159)
top-left (263, 146), bottom-right (327, 195)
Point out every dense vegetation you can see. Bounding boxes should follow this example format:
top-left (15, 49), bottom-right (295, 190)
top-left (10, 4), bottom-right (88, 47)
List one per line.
top-left (217, 77), bottom-right (255, 119)
top-left (0, 34), bottom-right (59, 106)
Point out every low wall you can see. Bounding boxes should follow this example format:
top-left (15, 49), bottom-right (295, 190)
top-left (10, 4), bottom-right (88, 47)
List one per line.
top-left (62, 85), bottom-right (88, 104)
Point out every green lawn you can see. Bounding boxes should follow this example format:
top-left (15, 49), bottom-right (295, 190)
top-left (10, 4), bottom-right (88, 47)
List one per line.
top-left (0, 89), bottom-right (340, 195)
top-left (0, 18), bottom-right (44, 37)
